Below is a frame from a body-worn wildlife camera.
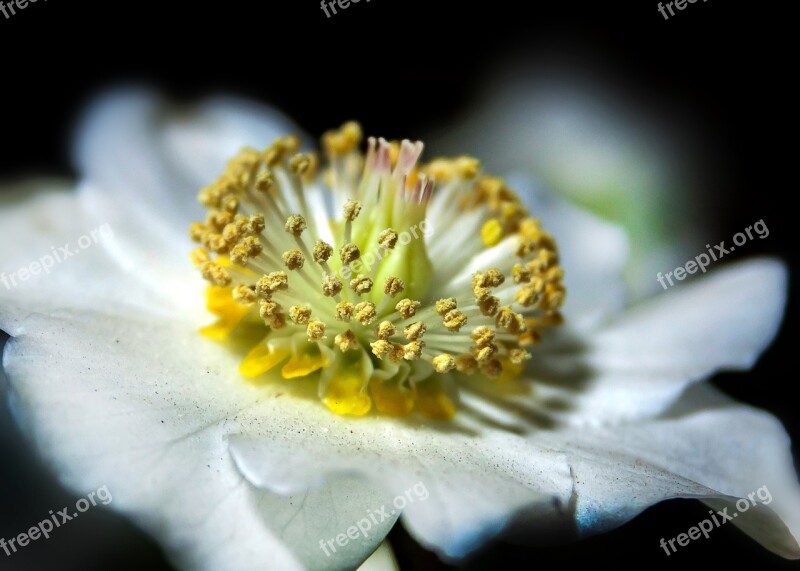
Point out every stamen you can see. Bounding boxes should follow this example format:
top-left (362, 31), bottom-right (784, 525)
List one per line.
top-left (192, 122), bottom-right (565, 418)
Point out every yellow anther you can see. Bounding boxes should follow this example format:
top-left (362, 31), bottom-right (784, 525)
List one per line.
top-left (508, 348), bottom-right (531, 365)
top-left (519, 330), bottom-right (542, 346)
top-left (443, 309), bottom-right (467, 332)
top-left (435, 298), bottom-right (457, 316)
top-left (284, 215), bottom-right (307, 236)
top-left (313, 240), bottom-right (333, 263)
top-left (512, 264), bottom-right (532, 284)
top-left (481, 218), bottom-right (504, 247)
top-left (255, 170), bottom-right (274, 192)
top-left (454, 156), bottom-right (481, 179)
top-left (190, 248), bottom-right (210, 267)
top-left (499, 201), bottom-right (526, 228)
top-left (269, 312), bottom-right (287, 330)
top-left (259, 299), bottom-right (282, 319)
top-left (370, 339), bottom-right (394, 360)
top-left (197, 187), bottom-right (221, 208)
top-left (323, 121), bottom-right (363, 155)
top-left (277, 135), bottom-right (301, 155)
top-left (289, 305), bottom-right (312, 325)
top-left (202, 262), bottom-right (232, 286)
top-left (384, 276), bottom-right (404, 298)
top-left (378, 229), bottom-right (399, 250)
top-left (230, 238), bottom-right (262, 266)
top-left (301, 153), bottom-right (320, 181)
top-left (335, 300), bottom-right (354, 322)
top-left (472, 286), bottom-right (492, 302)
top-left (455, 355), bottom-right (478, 375)
top-left (335, 330), bottom-right (358, 352)
top-left (190, 222), bottom-right (207, 242)
top-left (495, 307), bottom-right (525, 333)
top-left (478, 296), bottom-right (500, 317)
top-left (242, 236), bottom-right (263, 256)
top-left (206, 210), bottom-right (234, 231)
top-left (470, 326), bottom-right (495, 347)
top-left (403, 341), bottom-right (424, 361)
top-left (343, 200), bottom-right (362, 221)
top-left (388, 344), bottom-right (405, 364)
top-left (395, 298), bottom-right (421, 319)
top-left (484, 268), bottom-right (505, 287)
top-left (282, 249), bottom-right (305, 270)
top-left (350, 275), bottom-right (373, 295)
top-left (473, 345), bottom-right (496, 364)
top-left (248, 214), bottom-right (265, 234)
top-left (224, 224), bottom-right (243, 244)
top-left (204, 233), bottom-right (229, 254)
top-left (432, 354), bottom-right (456, 373)
top-left (262, 145), bottom-right (282, 168)
top-left (256, 271), bottom-right (289, 298)
top-left (515, 285), bottom-right (543, 307)
top-left (376, 321), bottom-right (396, 340)
top-left (403, 322), bottom-right (426, 341)
top-left (545, 266), bottom-right (565, 283)
top-left (322, 274), bottom-right (343, 297)
top-left (232, 285), bottom-right (257, 306)
top-left (519, 218), bottom-right (542, 240)
top-left (307, 320), bottom-right (326, 341)
top-left (340, 243), bottom-right (361, 264)
top-left (480, 359), bottom-right (502, 378)
top-left (422, 159), bottom-right (456, 181)
top-left (354, 301), bottom-right (377, 325)
top-left (223, 196), bottom-right (240, 214)
top-left (289, 153), bottom-right (311, 175)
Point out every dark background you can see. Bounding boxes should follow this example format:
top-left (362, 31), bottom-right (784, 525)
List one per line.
top-left (0, 1), bottom-right (796, 570)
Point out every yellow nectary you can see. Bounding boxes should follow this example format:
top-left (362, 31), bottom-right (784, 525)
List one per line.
top-left (189, 122), bottom-right (565, 418)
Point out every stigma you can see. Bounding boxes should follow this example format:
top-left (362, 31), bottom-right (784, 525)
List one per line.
top-left (189, 122), bottom-right (565, 419)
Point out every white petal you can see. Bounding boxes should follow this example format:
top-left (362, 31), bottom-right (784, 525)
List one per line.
top-left (552, 384), bottom-right (800, 558)
top-left (526, 258), bottom-right (787, 425)
top-left (71, 90), bottom-right (304, 313)
top-left (228, 409), bottom-right (573, 561)
top-left (0, 181), bottom-right (175, 327)
top-left (1, 310), bottom-right (394, 570)
top-left (74, 88), bottom-right (303, 226)
top-left (356, 542), bottom-right (399, 571)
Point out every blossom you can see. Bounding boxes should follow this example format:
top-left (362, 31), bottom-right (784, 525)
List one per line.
top-left (0, 90), bottom-right (797, 570)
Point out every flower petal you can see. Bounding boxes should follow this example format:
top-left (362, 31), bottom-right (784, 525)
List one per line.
top-left (71, 90), bottom-right (305, 313)
top-left (1, 309), bottom-right (395, 570)
top-left (228, 409), bottom-right (573, 561)
top-left (74, 88), bottom-right (303, 227)
top-left (0, 181), bottom-right (175, 325)
top-left (526, 258), bottom-right (787, 425)
top-left (554, 384), bottom-right (800, 558)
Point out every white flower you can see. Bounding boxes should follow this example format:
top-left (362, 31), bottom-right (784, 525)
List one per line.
top-left (0, 90), bottom-right (797, 570)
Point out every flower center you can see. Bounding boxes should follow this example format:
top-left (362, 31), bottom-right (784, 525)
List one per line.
top-left (189, 122), bottom-right (565, 418)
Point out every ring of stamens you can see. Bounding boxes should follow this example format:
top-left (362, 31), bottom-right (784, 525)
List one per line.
top-left (190, 122), bottom-right (565, 418)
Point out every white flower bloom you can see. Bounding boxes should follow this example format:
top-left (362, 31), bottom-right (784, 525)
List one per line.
top-left (0, 90), bottom-right (797, 571)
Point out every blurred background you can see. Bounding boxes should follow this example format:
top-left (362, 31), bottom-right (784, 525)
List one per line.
top-left (0, 0), bottom-right (796, 569)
